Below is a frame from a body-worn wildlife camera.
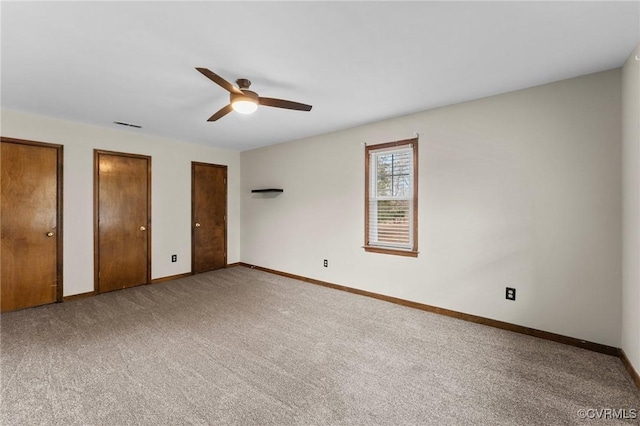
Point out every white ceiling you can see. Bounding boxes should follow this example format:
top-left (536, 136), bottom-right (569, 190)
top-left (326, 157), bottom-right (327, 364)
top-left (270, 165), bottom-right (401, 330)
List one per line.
top-left (2, 1), bottom-right (639, 152)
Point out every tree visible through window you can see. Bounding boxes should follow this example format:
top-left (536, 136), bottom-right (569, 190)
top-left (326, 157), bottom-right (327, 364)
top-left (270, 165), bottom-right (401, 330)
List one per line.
top-left (365, 138), bottom-right (418, 257)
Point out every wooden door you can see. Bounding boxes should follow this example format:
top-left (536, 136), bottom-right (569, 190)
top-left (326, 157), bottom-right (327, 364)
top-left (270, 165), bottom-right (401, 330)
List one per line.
top-left (192, 162), bottom-right (227, 273)
top-left (95, 150), bottom-right (150, 293)
top-left (1, 138), bottom-right (63, 312)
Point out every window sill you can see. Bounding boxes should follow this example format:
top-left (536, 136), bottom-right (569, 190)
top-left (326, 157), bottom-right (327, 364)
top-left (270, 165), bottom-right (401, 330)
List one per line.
top-left (364, 246), bottom-right (418, 258)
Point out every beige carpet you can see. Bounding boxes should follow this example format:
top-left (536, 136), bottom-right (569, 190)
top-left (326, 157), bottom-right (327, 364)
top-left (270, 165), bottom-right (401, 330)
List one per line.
top-left (1, 266), bottom-right (638, 425)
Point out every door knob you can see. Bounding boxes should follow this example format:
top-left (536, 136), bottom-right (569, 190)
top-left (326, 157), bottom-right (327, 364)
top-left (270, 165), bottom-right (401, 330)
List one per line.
top-left (139, 226), bottom-right (146, 231)
top-left (195, 223), bottom-right (201, 228)
top-left (46, 232), bottom-right (55, 237)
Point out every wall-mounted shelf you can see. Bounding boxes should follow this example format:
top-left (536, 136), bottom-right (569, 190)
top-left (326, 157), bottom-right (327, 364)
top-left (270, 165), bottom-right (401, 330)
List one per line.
top-left (251, 189), bottom-right (284, 193)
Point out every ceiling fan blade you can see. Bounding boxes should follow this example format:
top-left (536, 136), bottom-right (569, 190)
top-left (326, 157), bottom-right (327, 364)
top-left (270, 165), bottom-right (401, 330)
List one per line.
top-left (208, 104), bottom-right (233, 121)
top-left (196, 67), bottom-right (242, 94)
top-left (259, 97), bottom-right (312, 111)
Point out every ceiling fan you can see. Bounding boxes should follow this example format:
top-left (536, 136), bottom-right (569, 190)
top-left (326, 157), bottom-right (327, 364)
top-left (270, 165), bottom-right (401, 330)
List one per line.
top-left (196, 67), bottom-right (312, 121)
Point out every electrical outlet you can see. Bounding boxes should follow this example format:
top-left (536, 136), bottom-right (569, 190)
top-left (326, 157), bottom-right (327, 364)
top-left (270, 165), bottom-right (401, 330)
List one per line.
top-left (323, 259), bottom-right (328, 267)
top-left (171, 254), bottom-right (177, 263)
top-left (506, 287), bottom-right (516, 301)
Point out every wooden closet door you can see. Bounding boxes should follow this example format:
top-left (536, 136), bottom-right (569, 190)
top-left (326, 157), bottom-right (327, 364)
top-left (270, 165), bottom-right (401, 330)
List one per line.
top-left (1, 138), bottom-right (62, 312)
top-left (192, 162), bottom-right (227, 273)
top-left (95, 151), bottom-right (150, 293)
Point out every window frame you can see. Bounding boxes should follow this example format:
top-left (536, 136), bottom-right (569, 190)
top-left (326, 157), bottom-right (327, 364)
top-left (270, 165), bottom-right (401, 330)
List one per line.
top-left (364, 138), bottom-right (418, 257)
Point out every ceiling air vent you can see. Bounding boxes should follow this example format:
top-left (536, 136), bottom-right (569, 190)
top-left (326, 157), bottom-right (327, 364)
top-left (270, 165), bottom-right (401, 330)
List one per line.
top-left (113, 121), bottom-right (142, 129)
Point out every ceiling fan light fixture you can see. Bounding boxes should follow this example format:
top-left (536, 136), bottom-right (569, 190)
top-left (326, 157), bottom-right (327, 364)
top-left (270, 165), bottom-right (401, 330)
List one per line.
top-left (231, 98), bottom-right (258, 114)
top-left (230, 91), bottom-right (259, 114)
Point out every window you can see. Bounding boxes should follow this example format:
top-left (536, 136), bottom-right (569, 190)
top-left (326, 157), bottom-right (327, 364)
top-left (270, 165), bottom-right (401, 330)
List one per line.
top-left (365, 138), bottom-right (418, 257)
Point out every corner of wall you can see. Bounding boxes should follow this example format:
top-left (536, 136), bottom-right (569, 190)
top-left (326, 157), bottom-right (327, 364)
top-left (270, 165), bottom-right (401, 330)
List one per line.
top-left (621, 42), bottom-right (640, 387)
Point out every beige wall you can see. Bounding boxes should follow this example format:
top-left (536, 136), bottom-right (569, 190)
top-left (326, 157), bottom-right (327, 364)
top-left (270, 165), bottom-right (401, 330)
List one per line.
top-left (241, 69), bottom-right (623, 347)
top-left (1, 109), bottom-right (241, 296)
top-left (622, 44), bottom-right (640, 374)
